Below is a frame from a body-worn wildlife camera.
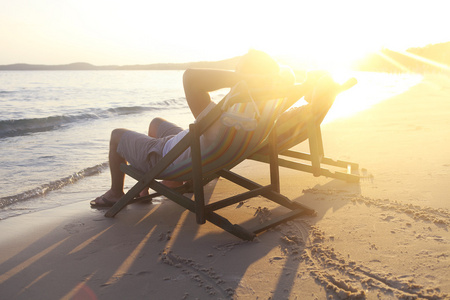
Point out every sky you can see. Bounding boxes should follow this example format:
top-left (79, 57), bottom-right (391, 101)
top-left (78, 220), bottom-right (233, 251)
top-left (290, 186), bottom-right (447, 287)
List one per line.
top-left (1, 0), bottom-right (449, 68)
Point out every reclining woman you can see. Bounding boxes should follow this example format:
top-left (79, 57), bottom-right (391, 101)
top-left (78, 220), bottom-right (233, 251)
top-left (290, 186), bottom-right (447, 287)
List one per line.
top-left (90, 50), bottom-right (312, 207)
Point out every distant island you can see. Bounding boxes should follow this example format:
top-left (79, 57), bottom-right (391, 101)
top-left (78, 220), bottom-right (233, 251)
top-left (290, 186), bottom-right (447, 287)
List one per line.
top-left (1, 42), bottom-right (449, 73)
top-left (0, 57), bottom-right (241, 71)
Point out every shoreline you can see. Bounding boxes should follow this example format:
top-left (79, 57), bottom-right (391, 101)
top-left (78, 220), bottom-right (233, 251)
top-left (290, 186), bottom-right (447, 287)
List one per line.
top-left (1, 73), bottom-right (449, 299)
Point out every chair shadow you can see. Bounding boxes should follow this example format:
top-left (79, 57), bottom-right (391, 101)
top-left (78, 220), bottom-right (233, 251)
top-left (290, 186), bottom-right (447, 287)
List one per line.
top-left (0, 177), bottom-right (362, 299)
top-left (161, 176), bottom-right (362, 298)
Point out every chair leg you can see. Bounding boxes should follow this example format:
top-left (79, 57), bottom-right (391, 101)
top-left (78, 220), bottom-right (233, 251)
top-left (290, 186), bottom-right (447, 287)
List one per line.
top-left (150, 179), bottom-right (256, 240)
top-left (268, 126), bottom-right (280, 193)
top-left (190, 123), bottom-right (206, 224)
top-left (308, 119), bottom-right (324, 177)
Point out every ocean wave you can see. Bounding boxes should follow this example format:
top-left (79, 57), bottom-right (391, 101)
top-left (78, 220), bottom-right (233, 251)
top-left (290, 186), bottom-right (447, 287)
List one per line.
top-left (0, 114), bottom-right (98, 138)
top-left (0, 98), bottom-right (187, 138)
top-left (0, 162), bottom-right (108, 209)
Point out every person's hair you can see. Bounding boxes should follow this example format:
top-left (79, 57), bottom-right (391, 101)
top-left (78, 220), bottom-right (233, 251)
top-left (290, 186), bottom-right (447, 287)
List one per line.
top-left (236, 50), bottom-right (280, 75)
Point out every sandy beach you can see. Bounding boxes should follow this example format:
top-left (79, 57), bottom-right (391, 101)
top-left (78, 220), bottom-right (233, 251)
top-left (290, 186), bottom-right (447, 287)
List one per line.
top-left (1, 73), bottom-right (449, 299)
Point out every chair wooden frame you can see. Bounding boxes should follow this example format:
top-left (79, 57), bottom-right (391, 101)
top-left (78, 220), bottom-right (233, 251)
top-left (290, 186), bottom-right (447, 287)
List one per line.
top-left (250, 114), bottom-right (360, 183)
top-left (105, 80), bottom-right (359, 240)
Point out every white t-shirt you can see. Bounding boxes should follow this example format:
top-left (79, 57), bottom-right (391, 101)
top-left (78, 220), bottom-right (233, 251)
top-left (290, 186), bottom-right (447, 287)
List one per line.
top-left (162, 102), bottom-right (221, 165)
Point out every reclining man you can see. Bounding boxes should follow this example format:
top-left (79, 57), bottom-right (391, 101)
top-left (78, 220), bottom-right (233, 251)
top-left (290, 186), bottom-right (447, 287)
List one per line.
top-left (90, 50), bottom-right (329, 207)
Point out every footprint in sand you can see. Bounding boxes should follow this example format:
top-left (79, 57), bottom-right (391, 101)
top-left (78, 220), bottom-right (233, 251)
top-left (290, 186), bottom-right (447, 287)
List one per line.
top-left (276, 220), bottom-right (448, 299)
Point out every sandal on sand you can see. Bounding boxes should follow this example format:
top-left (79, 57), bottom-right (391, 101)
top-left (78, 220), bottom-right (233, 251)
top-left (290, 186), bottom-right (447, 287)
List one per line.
top-left (90, 196), bottom-right (117, 208)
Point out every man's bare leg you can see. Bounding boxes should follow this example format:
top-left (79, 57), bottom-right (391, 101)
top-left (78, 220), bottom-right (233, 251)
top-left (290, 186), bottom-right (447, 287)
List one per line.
top-left (138, 118), bottom-right (183, 198)
top-left (91, 128), bottom-right (128, 206)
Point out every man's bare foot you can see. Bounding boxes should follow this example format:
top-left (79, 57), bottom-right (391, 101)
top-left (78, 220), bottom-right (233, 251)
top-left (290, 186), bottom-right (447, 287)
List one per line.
top-left (139, 188), bottom-right (149, 198)
top-left (90, 190), bottom-right (124, 207)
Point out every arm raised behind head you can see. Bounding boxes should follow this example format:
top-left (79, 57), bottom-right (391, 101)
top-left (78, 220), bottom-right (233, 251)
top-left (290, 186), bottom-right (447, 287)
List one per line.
top-left (183, 68), bottom-right (285, 118)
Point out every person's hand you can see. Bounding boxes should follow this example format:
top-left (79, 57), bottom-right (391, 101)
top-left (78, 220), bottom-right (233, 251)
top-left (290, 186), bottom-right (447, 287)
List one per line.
top-left (303, 70), bottom-right (328, 102)
top-left (304, 73), bottom-right (340, 103)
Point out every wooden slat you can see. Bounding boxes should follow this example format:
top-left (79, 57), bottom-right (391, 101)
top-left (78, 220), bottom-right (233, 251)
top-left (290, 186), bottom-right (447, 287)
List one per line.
top-left (206, 186), bottom-right (272, 212)
top-left (251, 209), bottom-right (307, 234)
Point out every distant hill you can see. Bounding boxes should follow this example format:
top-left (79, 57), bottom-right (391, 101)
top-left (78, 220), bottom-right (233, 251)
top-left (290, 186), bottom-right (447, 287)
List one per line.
top-left (0, 62), bottom-right (99, 71)
top-left (2, 42), bottom-right (449, 73)
top-left (0, 57), bottom-right (241, 71)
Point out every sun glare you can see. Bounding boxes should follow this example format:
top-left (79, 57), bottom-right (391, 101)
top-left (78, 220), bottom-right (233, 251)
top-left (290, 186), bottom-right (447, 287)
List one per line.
top-left (394, 50), bottom-right (450, 72)
top-left (1, 0), bottom-right (447, 67)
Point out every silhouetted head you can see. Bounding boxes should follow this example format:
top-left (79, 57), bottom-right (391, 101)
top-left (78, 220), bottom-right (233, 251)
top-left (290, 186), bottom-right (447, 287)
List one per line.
top-left (236, 50), bottom-right (280, 75)
top-left (236, 50), bottom-right (295, 88)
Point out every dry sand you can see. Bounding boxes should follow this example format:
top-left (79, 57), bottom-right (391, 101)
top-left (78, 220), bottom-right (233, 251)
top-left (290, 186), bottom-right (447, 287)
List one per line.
top-left (1, 74), bottom-right (449, 299)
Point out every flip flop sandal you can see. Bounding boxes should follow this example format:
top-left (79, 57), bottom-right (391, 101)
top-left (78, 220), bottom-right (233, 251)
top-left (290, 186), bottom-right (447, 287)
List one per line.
top-left (90, 196), bottom-right (116, 208)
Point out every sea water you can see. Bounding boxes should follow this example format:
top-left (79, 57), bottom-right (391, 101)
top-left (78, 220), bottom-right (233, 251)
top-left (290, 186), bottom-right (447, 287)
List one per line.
top-left (0, 70), bottom-right (422, 220)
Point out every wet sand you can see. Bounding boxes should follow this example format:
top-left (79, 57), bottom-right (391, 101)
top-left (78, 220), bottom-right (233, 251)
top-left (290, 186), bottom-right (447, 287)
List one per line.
top-left (1, 73), bottom-right (449, 299)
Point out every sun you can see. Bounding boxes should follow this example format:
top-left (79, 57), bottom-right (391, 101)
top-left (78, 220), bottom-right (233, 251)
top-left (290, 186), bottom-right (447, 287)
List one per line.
top-left (192, 1), bottom-right (384, 75)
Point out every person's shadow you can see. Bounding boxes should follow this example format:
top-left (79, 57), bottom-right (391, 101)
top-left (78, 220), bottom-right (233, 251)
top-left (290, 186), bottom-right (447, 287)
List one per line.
top-left (155, 175), bottom-right (361, 299)
top-left (0, 174), bottom-right (361, 299)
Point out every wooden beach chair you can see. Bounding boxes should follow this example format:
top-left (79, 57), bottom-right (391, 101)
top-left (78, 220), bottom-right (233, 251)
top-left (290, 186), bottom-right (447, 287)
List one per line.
top-left (105, 77), bottom-right (359, 240)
